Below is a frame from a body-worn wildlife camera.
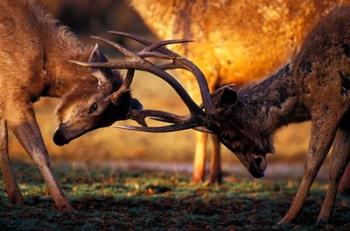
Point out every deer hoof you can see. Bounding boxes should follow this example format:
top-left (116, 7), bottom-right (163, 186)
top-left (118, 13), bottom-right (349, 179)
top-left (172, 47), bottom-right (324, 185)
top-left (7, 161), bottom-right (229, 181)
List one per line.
top-left (57, 202), bottom-right (74, 212)
top-left (338, 186), bottom-right (350, 195)
top-left (206, 177), bottom-right (223, 185)
top-left (316, 217), bottom-right (330, 226)
top-left (9, 192), bottom-right (24, 205)
top-left (192, 176), bottom-right (205, 184)
top-left (277, 216), bottom-right (292, 225)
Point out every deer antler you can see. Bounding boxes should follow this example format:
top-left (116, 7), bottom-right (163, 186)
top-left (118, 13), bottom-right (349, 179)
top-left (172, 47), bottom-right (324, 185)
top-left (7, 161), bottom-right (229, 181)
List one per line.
top-left (108, 31), bottom-right (213, 112)
top-left (70, 32), bottom-right (213, 132)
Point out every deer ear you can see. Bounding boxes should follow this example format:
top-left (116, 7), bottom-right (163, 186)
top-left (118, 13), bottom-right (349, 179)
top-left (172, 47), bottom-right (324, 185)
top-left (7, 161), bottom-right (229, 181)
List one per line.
top-left (213, 86), bottom-right (238, 110)
top-left (89, 44), bottom-right (114, 89)
top-left (130, 98), bottom-right (143, 110)
top-left (89, 44), bottom-right (108, 63)
top-left (111, 89), bottom-right (143, 110)
top-left (110, 88), bottom-right (131, 106)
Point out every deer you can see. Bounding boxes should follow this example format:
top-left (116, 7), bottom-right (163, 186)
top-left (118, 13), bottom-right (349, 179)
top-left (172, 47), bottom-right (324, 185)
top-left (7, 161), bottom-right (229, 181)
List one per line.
top-left (0, 0), bottom-right (147, 210)
top-left (130, 0), bottom-right (341, 184)
top-left (73, 2), bottom-right (350, 224)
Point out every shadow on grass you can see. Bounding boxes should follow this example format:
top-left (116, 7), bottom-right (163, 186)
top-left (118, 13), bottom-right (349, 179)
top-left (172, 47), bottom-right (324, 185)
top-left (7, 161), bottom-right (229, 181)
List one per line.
top-left (0, 161), bottom-right (350, 230)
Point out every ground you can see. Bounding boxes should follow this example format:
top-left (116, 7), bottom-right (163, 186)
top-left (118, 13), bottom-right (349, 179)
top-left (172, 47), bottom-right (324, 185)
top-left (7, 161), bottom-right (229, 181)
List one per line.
top-left (0, 162), bottom-right (350, 231)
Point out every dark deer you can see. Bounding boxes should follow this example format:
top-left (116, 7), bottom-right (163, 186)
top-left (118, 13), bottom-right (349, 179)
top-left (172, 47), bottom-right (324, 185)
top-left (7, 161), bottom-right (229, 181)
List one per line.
top-left (74, 3), bottom-right (350, 223)
top-left (0, 0), bottom-right (143, 210)
top-left (131, 0), bottom-right (339, 184)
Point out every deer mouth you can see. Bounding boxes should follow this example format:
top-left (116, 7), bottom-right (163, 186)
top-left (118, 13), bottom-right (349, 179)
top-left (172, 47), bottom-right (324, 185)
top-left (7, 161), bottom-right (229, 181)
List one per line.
top-left (53, 124), bottom-right (93, 146)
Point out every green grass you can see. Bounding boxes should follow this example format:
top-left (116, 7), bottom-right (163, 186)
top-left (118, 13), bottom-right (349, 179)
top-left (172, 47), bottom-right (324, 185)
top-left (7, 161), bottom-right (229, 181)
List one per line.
top-left (1, 162), bottom-right (350, 230)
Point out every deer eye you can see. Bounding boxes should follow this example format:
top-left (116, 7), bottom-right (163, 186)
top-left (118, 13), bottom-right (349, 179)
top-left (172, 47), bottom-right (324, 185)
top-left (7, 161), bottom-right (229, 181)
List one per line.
top-left (89, 103), bottom-right (98, 114)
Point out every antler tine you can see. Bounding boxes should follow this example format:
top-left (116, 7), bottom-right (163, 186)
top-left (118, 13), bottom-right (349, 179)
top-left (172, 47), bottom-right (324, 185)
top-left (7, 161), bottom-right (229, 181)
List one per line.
top-left (139, 51), bottom-right (173, 60)
top-left (129, 109), bottom-right (190, 124)
top-left (158, 63), bottom-right (185, 70)
top-left (108, 31), bottom-right (180, 58)
top-left (91, 36), bottom-right (139, 60)
top-left (175, 58), bottom-right (213, 112)
top-left (138, 39), bottom-right (193, 60)
top-left (124, 69), bottom-right (135, 88)
top-left (108, 31), bottom-right (154, 45)
top-left (69, 60), bottom-right (144, 69)
top-left (108, 31), bottom-right (214, 113)
top-left (141, 39), bottom-right (193, 53)
top-left (114, 122), bottom-right (198, 133)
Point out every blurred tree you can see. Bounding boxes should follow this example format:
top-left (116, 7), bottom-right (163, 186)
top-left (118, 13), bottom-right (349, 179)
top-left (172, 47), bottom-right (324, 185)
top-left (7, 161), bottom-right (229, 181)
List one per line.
top-left (38, 0), bottom-right (148, 35)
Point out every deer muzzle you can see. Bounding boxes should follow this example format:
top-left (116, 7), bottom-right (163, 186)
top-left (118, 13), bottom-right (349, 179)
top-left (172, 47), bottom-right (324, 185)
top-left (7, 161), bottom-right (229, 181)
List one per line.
top-left (53, 123), bottom-right (91, 146)
top-left (53, 127), bottom-right (71, 146)
top-left (236, 153), bottom-right (268, 178)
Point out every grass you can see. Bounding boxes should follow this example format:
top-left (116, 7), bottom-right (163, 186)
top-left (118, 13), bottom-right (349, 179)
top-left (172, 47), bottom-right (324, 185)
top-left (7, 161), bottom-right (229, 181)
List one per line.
top-left (1, 161), bottom-right (350, 230)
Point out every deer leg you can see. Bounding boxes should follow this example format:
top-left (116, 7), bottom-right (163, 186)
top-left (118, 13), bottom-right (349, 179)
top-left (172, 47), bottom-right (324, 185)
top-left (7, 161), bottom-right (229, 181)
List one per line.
top-left (317, 128), bottom-right (350, 223)
top-left (7, 106), bottom-right (73, 211)
top-left (208, 135), bottom-right (222, 184)
top-left (0, 119), bottom-right (23, 204)
top-left (278, 118), bottom-right (338, 224)
top-left (338, 163), bottom-right (350, 194)
top-left (192, 132), bottom-right (208, 183)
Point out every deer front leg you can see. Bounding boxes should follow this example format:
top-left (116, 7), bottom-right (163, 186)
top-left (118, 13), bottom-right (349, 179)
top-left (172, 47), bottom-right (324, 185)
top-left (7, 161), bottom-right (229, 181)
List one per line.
top-left (278, 118), bottom-right (338, 224)
top-left (338, 163), bottom-right (350, 194)
top-left (317, 128), bottom-right (350, 223)
top-left (0, 119), bottom-right (23, 204)
top-left (208, 135), bottom-right (222, 184)
top-left (7, 105), bottom-right (73, 211)
top-left (192, 132), bottom-right (208, 183)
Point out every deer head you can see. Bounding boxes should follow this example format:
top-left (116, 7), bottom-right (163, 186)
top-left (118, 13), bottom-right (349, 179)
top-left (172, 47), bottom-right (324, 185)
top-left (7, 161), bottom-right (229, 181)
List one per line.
top-left (208, 86), bottom-right (271, 178)
top-left (53, 44), bottom-right (143, 146)
top-left (71, 32), bottom-right (269, 178)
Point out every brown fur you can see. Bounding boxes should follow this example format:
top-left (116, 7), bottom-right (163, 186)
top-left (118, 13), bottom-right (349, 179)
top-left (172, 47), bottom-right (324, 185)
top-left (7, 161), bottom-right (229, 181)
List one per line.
top-left (206, 4), bottom-right (350, 223)
top-left (131, 0), bottom-right (340, 183)
top-left (0, 0), bottom-right (137, 210)
top-left (131, 0), bottom-right (337, 86)
top-left (0, 0), bottom-right (96, 103)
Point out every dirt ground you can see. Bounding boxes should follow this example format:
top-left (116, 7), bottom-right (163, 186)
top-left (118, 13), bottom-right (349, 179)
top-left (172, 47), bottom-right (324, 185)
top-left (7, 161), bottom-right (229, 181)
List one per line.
top-left (0, 161), bottom-right (350, 231)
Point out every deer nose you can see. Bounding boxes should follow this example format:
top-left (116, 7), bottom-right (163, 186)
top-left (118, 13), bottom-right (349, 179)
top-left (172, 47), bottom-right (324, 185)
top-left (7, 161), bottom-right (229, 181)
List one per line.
top-left (253, 155), bottom-right (267, 172)
top-left (53, 129), bottom-right (69, 146)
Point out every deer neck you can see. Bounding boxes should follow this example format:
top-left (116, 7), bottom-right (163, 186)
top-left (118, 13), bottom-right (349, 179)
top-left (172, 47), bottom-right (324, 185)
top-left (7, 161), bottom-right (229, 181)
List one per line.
top-left (40, 27), bottom-right (95, 98)
top-left (23, 0), bottom-right (97, 99)
top-left (43, 42), bottom-right (95, 98)
top-left (237, 64), bottom-right (309, 135)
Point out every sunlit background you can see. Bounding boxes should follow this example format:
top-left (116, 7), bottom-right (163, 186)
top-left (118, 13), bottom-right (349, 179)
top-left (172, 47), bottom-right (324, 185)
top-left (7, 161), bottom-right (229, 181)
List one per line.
top-left (9, 0), bottom-right (313, 171)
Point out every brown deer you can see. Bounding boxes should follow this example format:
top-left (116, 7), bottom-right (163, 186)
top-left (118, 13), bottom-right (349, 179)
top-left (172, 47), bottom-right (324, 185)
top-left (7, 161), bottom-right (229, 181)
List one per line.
top-left (130, 0), bottom-right (340, 184)
top-left (74, 2), bottom-right (350, 223)
top-left (0, 0), bottom-right (143, 210)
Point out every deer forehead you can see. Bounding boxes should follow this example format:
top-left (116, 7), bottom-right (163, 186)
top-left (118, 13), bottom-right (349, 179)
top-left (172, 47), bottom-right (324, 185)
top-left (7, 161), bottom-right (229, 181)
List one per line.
top-left (56, 93), bottom-right (97, 121)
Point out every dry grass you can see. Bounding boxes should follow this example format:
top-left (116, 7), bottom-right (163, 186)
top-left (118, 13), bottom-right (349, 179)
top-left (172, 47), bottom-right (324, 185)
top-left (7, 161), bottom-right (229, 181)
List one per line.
top-left (8, 70), bottom-right (310, 163)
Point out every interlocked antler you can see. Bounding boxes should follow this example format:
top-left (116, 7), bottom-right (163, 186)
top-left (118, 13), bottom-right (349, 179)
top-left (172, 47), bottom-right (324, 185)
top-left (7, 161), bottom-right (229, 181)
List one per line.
top-left (108, 31), bottom-right (213, 112)
top-left (70, 32), bottom-right (213, 132)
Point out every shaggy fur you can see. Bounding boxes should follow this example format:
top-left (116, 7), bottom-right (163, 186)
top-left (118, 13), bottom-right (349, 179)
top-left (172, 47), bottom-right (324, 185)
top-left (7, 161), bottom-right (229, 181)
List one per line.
top-left (209, 4), bottom-right (350, 224)
top-left (0, 0), bottom-right (131, 210)
top-left (131, 0), bottom-right (340, 183)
